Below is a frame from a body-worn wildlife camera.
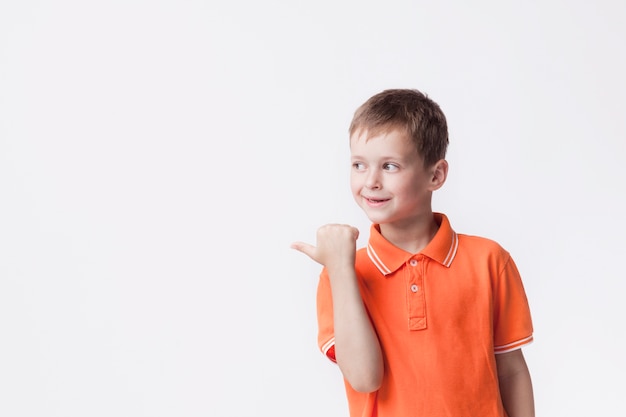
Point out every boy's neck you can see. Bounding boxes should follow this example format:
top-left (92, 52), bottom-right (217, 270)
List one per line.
top-left (378, 212), bottom-right (439, 254)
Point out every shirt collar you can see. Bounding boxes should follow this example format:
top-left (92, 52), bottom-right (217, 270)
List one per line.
top-left (366, 213), bottom-right (459, 276)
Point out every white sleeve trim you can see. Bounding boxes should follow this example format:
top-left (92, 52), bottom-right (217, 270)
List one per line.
top-left (321, 337), bottom-right (335, 356)
top-left (494, 335), bottom-right (534, 354)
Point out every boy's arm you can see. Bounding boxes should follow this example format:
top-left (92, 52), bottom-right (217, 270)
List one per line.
top-left (496, 349), bottom-right (535, 417)
top-left (291, 224), bottom-right (384, 393)
top-left (325, 261), bottom-right (384, 392)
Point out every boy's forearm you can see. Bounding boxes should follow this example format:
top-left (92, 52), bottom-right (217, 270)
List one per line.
top-left (497, 353), bottom-right (535, 417)
top-left (328, 265), bottom-right (383, 393)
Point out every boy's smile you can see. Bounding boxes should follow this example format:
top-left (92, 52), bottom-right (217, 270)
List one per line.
top-left (349, 128), bottom-right (444, 231)
top-left (363, 197), bottom-right (391, 207)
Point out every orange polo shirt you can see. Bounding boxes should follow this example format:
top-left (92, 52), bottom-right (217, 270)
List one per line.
top-left (317, 213), bottom-right (533, 417)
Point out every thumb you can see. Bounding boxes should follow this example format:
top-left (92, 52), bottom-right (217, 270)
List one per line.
top-left (290, 241), bottom-right (318, 260)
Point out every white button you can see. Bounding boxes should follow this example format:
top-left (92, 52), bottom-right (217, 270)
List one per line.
top-left (409, 259), bottom-right (418, 266)
top-left (410, 284), bottom-right (419, 292)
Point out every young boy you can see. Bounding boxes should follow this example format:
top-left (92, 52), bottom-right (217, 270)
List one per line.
top-left (291, 89), bottom-right (534, 417)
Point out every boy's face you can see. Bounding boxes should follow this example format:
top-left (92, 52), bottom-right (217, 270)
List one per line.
top-left (350, 128), bottom-right (441, 228)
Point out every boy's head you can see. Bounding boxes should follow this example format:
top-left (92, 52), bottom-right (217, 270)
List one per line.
top-left (349, 89), bottom-right (448, 167)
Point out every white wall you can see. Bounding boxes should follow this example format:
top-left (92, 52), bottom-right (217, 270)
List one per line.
top-left (1, 1), bottom-right (625, 415)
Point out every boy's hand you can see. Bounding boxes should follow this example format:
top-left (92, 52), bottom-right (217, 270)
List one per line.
top-left (291, 224), bottom-right (359, 271)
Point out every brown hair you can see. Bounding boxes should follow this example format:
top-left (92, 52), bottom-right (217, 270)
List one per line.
top-left (349, 89), bottom-right (449, 167)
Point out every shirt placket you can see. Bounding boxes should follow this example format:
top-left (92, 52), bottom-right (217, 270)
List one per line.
top-left (407, 256), bottom-right (427, 330)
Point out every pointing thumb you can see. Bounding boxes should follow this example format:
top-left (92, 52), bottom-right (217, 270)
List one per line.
top-left (290, 241), bottom-right (317, 260)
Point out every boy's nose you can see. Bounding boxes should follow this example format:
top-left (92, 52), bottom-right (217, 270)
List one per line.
top-left (365, 170), bottom-right (381, 189)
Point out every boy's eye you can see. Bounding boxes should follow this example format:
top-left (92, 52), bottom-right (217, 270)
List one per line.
top-left (353, 162), bottom-right (365, 170)
top-left (383, 163), bottom-right (399, 171)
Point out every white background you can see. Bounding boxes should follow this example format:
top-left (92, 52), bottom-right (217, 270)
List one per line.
top-left (1, 1), bottom-right (625, 416)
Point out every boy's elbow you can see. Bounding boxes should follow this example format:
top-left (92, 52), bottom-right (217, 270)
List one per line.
top-left (346, 367), bottom-right (384, 393)
top-left (336, 344), bottom-right (384, 393)
top-left (350, 377), bottom-right (382, 393)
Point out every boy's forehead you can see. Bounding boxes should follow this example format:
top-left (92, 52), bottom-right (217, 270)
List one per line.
top-left (349, 127), bottom-right (421, 161)
top-left (350, 126), bottom-right (411, 145)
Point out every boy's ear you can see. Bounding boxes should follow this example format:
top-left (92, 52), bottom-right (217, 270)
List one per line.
top-left (428, 159), bottom-right (448, 191)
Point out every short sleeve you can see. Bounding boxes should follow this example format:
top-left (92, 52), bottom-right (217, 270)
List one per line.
top-left (316, 268), bottom-right (337, 362)
top-left (492, 254), bottom-right (534, 354)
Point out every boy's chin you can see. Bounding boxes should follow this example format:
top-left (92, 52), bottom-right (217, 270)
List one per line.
top-left (363, 213), bottom-right (391, 225)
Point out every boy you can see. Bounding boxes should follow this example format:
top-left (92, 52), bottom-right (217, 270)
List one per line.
top-left (291, 89), bottom-right (534, 417)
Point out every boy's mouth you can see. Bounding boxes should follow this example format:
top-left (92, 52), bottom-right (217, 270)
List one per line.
top-left (365, 197), bottom-right (390, 204)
